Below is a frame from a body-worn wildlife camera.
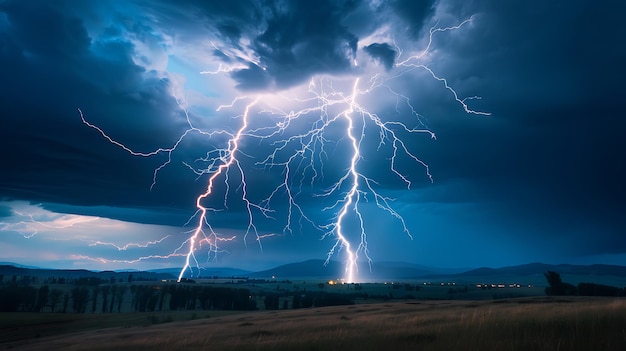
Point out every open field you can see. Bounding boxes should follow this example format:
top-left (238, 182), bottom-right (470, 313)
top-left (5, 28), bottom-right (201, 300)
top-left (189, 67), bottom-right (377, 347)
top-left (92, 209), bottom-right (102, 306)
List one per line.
top-left (0, 310), bottom-right (243, 344)
top-left (3, 297), bottom-right (625, 351)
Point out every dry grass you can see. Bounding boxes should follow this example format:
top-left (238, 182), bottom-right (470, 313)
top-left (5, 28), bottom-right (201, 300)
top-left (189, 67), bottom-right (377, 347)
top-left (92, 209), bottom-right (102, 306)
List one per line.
top-left (3, 297), bottom-right (626, 351)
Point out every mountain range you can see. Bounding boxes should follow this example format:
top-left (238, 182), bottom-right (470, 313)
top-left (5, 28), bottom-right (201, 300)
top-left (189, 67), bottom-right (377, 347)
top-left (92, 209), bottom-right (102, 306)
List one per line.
top-left (243, 260), bottom-right (626, 286)
top-left (2, 260), bottom-right (625, 286)
top-left (0, 263), bottom-right (172, 282)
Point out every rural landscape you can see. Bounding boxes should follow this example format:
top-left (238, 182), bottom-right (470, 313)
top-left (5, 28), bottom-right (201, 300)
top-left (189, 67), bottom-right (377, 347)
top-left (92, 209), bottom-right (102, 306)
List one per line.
top-left (1, 0), bottom-right (625, 350)
top-left (2, 261), bottom-right (626, 350)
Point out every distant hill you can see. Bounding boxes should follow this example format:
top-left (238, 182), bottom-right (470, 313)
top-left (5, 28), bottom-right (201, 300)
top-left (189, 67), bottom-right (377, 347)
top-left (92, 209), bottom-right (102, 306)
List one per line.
top-left (363, 261), bottom-right (464, 279)
top-left (436, 263), bottom-right (626, 287)
top-left (0, 262), bottom-right (41, 269)
top-left (0, 265), bottom-right (175, 282)
top-left (246, 259), bottom-right (450, 280)
top-left (456, 263), bottom-right (626, 278)
top-left (246, 260), bottom-right (626, 285)
top-left (2, 261), bottom-right (625, 286)
top-left (247, 259), bottom-right (343, 279)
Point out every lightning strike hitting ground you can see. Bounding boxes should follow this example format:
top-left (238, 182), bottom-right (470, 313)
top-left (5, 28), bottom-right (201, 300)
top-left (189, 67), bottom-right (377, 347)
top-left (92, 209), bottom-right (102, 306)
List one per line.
top-left (327, 78), bottom-right (361, 283)
top-left (79, 18), bottom-right (487, 282)
top-left (177, 97), bottom-right (263, 282)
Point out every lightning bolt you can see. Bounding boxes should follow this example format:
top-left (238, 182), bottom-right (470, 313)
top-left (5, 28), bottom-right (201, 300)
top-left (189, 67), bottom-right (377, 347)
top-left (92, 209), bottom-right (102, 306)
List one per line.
top-left (89, 235), bottom-right (173, 251)
top-left (328, 78), bottom-right (361, 283)
top-left (78, 17), bottom-right (488, 282)
top-left (0, 208), bottom-right (100, 239)
top-left (177, 97), bottom-right (264, 281)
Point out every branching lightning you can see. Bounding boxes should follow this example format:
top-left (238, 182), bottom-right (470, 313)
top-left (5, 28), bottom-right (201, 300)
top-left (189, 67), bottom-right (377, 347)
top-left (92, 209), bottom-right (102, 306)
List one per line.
top-left (324, 78), bottom-right (361, 283)
top-left (0, 208), bottom-right (99, 239)
top-left (89, 235), bottom-right (173, 251)
top-left (79, 18), bottom-right (488, 282)
top-left (177, 97), bottom-right (265, 281)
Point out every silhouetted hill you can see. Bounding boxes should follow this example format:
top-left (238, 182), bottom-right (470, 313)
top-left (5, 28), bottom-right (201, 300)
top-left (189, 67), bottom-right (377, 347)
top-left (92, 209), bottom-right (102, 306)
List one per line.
top-left (434, 263), bottom-right (626, 286)
top-left (0, 262), bottom-right (41, 269)
top-left (456, 263), bottom-right (626, 278)
top-left (248, 260), bottom-right (626, 284)
top-left (3, 261), bottom-right (625, 285)
top-left (0, 265), bottom-right (174, 281)
top-left (248, 259), bottom-right (343, 279)
top-left (359, 261), bottom-right (459, 280)
top-left (246, 260), bottom-right (449, 280)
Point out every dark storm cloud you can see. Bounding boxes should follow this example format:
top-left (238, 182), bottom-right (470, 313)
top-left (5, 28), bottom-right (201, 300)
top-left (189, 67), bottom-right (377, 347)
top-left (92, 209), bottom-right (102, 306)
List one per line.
top-left (230, 64), bottom-right (273, 90)
top-left (0, 0), bottom-right (193, 218)
top-left (143, 0), bottom-right (262, 44)
top-left (363, 43), bottom-right (397, 70)
top-left (0, 1), bottom-right (89, 57)
top-left (141, 0), bottom-right (367, 91)
top-left (389, 0), bottom-right (438, 38)
top-left (410, 0), bottom-right (626, 257)
top-left (231, 0), bottom-right (361, 90)
top-left (1, 0), bottom-right (625, 269)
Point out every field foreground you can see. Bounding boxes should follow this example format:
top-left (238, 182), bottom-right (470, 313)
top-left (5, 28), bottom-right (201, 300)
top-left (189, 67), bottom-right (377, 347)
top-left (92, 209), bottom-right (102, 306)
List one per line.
top-left (2, 297), bottom-right (626, 350)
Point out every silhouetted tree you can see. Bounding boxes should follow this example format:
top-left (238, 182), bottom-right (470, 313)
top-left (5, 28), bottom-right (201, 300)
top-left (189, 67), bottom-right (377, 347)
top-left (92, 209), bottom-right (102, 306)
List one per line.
top-left (168, 285), bottom-right (183, 310)
top-left (147, 289), bottom-right (159, 312)
top-left (109, 285), bottom-right (118, 313)
top-left (91, 286), bottom-right (100, 313)
top-left (264, 294), bottom-right (279, 310)
top-left (49, 289), bottom-right (63, 313)
top-left (187, 286), bottom-right (200, 310)
top-left (302, 294), bottom-right (315, 308)
top-left (544, 271), bottom-right (563, 295)
top-left (544, 271), bottom-right (576, 296)
top-left (0, 285), bottom-right (36, 311)
top-left (71, 286), bottom-right (89, 313)
top-left (101, 285), bottom-right (110, 313)
top-left (158, 285), bottom-right (167, 311)
top-left (116, 285), bottom-right (127, 312)
top-left (292, 293), bottom-right (302, 309)
top-left (133, 285), bottom-right (158, 312)
top-left (35, 285), bottom-right (49, 312)
top-left (130, 285), bottom-right (137, 309)
top-left (62, 292), bottom-right (69, 313)
top-left (76, 277), bottom-right (102, 286)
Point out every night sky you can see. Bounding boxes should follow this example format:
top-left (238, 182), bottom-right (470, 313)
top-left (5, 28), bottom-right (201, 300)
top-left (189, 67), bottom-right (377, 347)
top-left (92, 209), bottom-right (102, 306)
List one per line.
top-left (1, 0), bottom-right (624, 274)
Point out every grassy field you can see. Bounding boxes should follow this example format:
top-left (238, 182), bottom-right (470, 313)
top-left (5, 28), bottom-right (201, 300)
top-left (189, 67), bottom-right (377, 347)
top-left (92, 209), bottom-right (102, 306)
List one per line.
top-left (0, 310), bottom-right (245, 344)
top-left (2, 296), bottom-right (625, 350)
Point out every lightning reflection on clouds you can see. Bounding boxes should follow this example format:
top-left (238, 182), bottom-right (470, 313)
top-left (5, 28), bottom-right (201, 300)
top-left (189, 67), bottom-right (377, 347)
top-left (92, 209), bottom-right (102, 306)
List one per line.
top-left (78, 18), bottom-right (487, 282)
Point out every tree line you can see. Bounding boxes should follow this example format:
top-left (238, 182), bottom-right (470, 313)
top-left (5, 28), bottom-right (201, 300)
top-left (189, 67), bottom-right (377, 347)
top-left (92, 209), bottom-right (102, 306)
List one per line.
top-left (0, 281), bottom-right (257, 313)
top-left (0, 281), bottom-right (358, 313)
top-left (544, 271), bottom-right (626, 297)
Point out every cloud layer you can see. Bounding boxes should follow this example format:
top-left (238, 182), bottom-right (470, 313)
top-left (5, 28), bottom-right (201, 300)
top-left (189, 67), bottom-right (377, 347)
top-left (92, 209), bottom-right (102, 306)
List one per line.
top-left (1, 0), bottom-right (624, 271)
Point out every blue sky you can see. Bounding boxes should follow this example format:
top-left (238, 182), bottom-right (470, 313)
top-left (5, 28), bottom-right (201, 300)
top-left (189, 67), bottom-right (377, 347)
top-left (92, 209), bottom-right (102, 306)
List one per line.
top-left (0, 0), bottom-right (624, 275)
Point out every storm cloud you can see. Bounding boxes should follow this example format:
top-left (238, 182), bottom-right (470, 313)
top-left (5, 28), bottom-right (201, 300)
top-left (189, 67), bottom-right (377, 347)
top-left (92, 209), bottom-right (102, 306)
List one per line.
top-left (363, 43), bottom-right (397, 70)
top-left (1, 0), bottom-right (624, 271)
